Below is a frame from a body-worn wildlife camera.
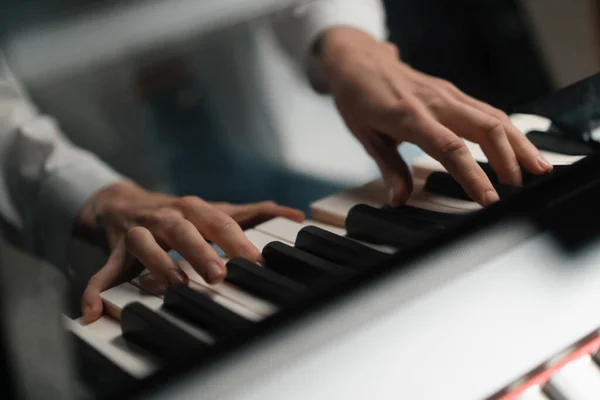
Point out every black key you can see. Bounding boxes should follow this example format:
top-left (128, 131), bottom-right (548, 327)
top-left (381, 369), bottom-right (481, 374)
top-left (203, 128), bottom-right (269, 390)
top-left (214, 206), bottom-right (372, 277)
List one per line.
top-left (382, 204), bottom-right (461, 225)
top-left (262, 241), bottom-right (350, 286)
top-left (295, 226), bottom-right (390, 269)
top-left (225, 258), bottom-right (307, 306)
top-left (477, 161), bottom-right (569, 185)
top-left (346, 204), bottom-right (437, 247)
top-left (121, 302), bottom-right (208, 364)
top-left (163, 284), bottom-right (253, 338)
top-left (527, 129), bottom-right (595, 155)
top-left (69, 332), bottom-right (137, 397)
top-left (424, 172), bottom-right (520, 201)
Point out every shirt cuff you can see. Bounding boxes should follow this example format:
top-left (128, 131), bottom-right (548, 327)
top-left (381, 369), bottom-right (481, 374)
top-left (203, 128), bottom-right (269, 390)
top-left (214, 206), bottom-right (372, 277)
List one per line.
top-left (273, 0), bottom-right (388, 92)
top-left (36, 145), bottom-right (124, 273)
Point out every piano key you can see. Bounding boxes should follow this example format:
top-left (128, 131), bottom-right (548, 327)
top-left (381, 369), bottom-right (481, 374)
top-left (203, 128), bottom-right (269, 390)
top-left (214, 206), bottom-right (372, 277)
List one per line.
top-left (262, 241), bottom-right (351, 286)
top-left (255, 217), bottom-right (396, 254)
top-left (163, 284), bottom-right (254, 338)
top-left (381, 203), bottom-right (462, 224)
top-left (510, 113), bottom-right (552, 134)
top-left (475, 162), bottom-right (569, 186)
top-left (345, 204), bottom-right (443, 247)
top-left (543, 355), bottom-right (600, 400)
top-left (121, 302), bottom-right (210, 364)
top-left (516, 385), bottom-right (551, 400)
top-left (527, 129), bottom-right (595, 156)
top-left (176, 260), bottom-right (277, 319)
top-left (295, 225), bottom-right (391, 268)
top-left (310, 179), bottom-right (474, 228)
top-left (65, 316), bottom-right (158, 379)
top-left (255, 217), bottom-right (345, 243)
top-left (411, 142), bottom-right (584, 182)
top-left (100, 281), bottom-right (218, 341)
top-left (465, 140), bottom-right (585, 166)
top-left (424, 172), bottom-right (520, 202)
top-left (143, 228), bottom-right (283, 319)
top-left (225, 258), bottom-right (308, 306)
top-left (101, 282), bottom-right (163, 320)
top-left (68, 331), bottom-right (138, 394)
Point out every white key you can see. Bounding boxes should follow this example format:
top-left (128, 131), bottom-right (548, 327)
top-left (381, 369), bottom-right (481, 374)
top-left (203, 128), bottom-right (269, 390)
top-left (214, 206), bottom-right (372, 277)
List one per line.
top-left (178, 261), bottom-right (276, 320)
top-left (544, 355), bottom-right (600, 400)
top-left (65, 316), bottom-right (158, 379)
top-left (464, 140), bottom-right (584, 166)
top-left (516, 385), bottom-right (551, 400)
top-left (511, 113), bottom-right (552, 134)
top-left (255, 217), bottom-right (396, 255)
top-left (310, 179), bottom-right (476, 228)
top-left (101, 282), bottom-right (162, 320)
top-left (100, 282), bottom-right (214, 344)
top-left (171, 228), bottom-right (281, 319)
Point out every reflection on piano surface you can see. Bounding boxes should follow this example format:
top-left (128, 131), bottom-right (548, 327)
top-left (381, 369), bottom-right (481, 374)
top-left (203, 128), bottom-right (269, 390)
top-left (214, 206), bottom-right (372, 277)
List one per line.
top-left (64, 109), bottom-right (600, 400)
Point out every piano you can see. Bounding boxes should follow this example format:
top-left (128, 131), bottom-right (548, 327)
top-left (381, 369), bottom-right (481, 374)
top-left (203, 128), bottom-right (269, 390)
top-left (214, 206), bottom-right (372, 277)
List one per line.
top-left (65, 74), bottom-right (600, 400)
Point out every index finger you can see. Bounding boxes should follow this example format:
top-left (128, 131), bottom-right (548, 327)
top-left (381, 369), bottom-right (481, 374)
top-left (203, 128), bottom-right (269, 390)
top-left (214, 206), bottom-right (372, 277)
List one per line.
top-left (409, 113), bottom-right (499, 206)
top-left (180, 197), bottom-right (263, 262)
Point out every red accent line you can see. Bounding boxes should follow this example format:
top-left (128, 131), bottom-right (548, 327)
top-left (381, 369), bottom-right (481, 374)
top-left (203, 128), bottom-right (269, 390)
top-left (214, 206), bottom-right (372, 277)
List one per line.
top-left (498, 336), bottom-right (600, 400)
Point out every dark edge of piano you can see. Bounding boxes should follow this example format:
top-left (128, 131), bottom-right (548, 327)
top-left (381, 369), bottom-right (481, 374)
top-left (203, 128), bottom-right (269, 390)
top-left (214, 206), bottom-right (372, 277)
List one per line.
top-left (106, 151), bottom-right (600, 399)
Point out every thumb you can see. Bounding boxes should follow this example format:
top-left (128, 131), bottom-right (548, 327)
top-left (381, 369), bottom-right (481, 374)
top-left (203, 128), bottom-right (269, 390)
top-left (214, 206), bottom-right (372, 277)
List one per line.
top-left (82, 240), bottom-right (136, 323)
top-left (366, 134), bottom-right (413, 207)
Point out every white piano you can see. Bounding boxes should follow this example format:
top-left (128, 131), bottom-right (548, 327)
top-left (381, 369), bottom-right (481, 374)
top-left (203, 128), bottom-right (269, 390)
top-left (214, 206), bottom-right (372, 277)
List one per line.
top-left (62, 111), bottom-right (600, 400)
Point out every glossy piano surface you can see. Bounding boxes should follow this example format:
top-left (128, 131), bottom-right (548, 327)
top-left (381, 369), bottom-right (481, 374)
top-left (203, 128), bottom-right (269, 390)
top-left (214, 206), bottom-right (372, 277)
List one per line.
top-left (67, 105), bottom-right (600, 400)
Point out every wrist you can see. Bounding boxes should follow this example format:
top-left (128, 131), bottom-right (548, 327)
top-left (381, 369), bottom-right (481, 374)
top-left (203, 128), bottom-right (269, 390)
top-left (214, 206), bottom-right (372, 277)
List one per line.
top-left (317, 27), bottom-right (385, 90)
top-left (76, 180), bottom-right (141, 239)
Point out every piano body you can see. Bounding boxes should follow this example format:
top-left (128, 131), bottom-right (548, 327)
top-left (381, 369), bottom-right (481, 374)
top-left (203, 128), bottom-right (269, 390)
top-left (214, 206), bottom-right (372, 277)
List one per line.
top-left (61, 69), bottom-right (600, 400)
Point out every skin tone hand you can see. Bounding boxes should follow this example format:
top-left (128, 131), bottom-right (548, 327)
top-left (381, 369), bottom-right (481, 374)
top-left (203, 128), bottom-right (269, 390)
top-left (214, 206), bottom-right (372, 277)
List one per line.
top-left (318, 27), bottom-right (553, 207)
top-left (78, 181), bottom-right (304, 323)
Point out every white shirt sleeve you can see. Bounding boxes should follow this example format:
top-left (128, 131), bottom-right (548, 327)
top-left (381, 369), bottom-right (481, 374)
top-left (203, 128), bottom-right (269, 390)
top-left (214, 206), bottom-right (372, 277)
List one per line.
top-left (0, 53), bottom-right (124, 271)
top-left (272, 0), bottom-right (388, 92)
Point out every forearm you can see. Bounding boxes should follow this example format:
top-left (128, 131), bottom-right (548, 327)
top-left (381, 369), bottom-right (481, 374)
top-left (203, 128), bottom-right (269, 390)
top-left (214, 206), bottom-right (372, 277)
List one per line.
top-left (0, 54), bottom-right (124, 271)
top-left (272, 0), bottom-right (388, 92)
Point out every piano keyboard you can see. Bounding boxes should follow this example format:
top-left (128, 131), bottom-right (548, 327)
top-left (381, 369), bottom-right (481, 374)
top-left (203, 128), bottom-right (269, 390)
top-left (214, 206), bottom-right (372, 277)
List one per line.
top-left (65, 113), bottom-right (593, 399)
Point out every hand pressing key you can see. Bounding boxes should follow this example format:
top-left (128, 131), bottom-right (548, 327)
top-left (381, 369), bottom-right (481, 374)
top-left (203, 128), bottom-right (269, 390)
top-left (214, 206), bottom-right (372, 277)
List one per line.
top-left (318, 27), bottom-right (553, 206)
top-left (79, 181), bottom-right (304, 323)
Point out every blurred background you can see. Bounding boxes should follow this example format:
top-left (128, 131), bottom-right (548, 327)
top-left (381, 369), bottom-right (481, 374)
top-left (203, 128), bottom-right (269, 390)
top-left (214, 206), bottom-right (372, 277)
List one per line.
top-left (1, 0), bottom-right (599, 215)
top-left (1, 1), bottom-right (600, 396)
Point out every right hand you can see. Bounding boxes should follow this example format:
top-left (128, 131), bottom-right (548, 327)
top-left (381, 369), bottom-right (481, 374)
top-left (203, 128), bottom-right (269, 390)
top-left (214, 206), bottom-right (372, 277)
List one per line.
top-left (318, 27), bottom-right (553, 206)
top-left (79, 181), bottom-right (305, 323)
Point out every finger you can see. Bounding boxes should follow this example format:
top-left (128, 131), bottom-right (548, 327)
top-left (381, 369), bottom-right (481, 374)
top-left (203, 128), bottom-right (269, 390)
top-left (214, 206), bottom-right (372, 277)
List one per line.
top-left (150, 218), bottom-right (227, 284)
top-left (82, 240), bottom-right (140, 323)
top-left (178, 198), bottom-right (264, 265)
top-left (409, 110), bottom-right (499, 206)
top-left (228, 202), bottom-right (305, 228)
top-left (435, 99), bottom-right (522, 186)
top-left (125, 226), bottom-right (189, 285)
top-left (452, 93), bottom-right (552, 174)
top-left (344, 114), bottom-right (413, 206)
top-left (363, 132), bottom-right (413, 206)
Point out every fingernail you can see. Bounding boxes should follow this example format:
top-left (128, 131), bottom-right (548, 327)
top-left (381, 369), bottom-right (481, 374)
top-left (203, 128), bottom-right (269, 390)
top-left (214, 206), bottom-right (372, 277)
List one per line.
top-left (167, 269), bottom-right (188, 285)
top-left (484, 189), bottom-right (500, 206)
top-left (206, 261), bottom-right (226, 283)
top-left (537, 155), bottom-right (553, 171)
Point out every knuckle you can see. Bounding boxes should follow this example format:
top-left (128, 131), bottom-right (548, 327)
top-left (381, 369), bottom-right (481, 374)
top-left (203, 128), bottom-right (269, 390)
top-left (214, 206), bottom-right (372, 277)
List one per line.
top-left (206, 212), bottom-right (238, 234)
top-left (164, 218), bottom-right (193, 237)
top-left (178, 195), bottom-right (206, 211)
top-left (260, 201), bottom-right (278, 208)
top-left (439, 137), bottom-right (467, 159)
top-left (486, 121), bottom-right (507, 140)
top-left (125, 226), bottom-right (147, 246)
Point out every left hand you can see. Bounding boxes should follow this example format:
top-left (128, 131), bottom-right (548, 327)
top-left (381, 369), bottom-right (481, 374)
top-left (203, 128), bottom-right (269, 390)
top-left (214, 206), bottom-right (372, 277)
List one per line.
top-left (318, 27), bottom-right (552, 207)
top-left (78, 181), bottom-right (305, 323)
